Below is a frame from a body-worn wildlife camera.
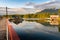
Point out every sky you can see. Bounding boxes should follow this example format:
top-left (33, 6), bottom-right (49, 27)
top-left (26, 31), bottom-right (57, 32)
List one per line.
top-left (0, 0), bottom-right (60, 15)
top-left (0, 0), bottom-right (57, 8)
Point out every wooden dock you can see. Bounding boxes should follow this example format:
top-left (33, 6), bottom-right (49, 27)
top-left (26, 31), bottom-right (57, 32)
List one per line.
top-left (0, 18), bottom-right (7, 40)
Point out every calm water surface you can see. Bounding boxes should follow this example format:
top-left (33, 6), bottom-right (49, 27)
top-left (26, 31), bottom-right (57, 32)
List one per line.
top-left (10, 21), bottom-right (60, 40)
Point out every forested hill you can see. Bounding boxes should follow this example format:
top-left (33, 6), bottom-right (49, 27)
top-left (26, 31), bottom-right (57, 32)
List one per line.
top-left (36, 9), bottom-right (59, 15)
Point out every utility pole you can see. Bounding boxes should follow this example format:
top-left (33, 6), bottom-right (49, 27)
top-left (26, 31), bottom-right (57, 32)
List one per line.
top-left (6, 7), bottom-right (8, 40)
top-left (6, 7), bottom-right (8, 18)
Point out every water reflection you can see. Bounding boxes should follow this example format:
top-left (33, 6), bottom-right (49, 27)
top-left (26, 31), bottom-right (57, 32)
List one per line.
top-left (9, 21), bottom-right (60, 40)
top-left (10, 21), bottom-right (59, 32)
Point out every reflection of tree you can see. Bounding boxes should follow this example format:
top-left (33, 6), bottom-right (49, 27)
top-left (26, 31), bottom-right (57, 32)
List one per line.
top-left (58, 9), bottom-right (60, 16)
top-left (58, 26), bottom-right (60, 32)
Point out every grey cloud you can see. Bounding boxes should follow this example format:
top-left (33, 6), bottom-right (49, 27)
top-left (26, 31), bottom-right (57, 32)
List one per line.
top-left (25, 0), bottom-right (60, 10)
top-left (33, 1), bottom-right (60, 10)
top-left (0, 7), bottom-right (37, 15)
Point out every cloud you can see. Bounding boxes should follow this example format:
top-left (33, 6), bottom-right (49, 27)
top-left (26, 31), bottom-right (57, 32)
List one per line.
top-left (25, 0), bottom-right (60, 10)
top-left (49, 0), bottom-right (59, 1)
top-left (52, 0), bottom-right (56, 1)
top-left (0, 7), bottom-right (38, 15)
top-left (25, 0), bottom-right (57, 9)
top-left (33, 0), bottom-right (60, 10)
top-left (25, 0), bottom-right (55, 6)
top-left (26, 2), bottom-right (35, 6)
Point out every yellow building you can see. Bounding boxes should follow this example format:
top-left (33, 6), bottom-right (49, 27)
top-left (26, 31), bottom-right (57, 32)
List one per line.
top-left (50, 15), bottom-right (59, 25)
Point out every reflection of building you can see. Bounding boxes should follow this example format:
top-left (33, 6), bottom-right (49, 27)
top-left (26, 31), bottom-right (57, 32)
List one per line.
top-left (50, 15), bottom-right (59, 25)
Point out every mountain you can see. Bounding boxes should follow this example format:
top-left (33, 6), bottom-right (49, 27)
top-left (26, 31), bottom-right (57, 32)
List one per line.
top-left (36, 8), bottom-right (59, 15)
top-left (41, 9), bottom-right (58, 13)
